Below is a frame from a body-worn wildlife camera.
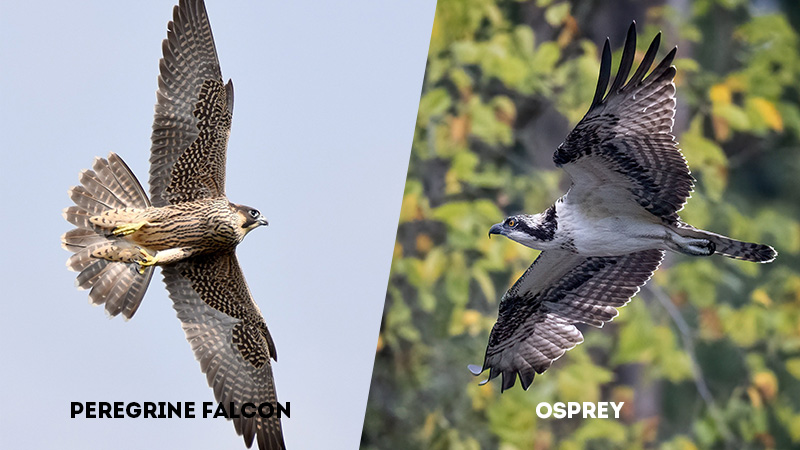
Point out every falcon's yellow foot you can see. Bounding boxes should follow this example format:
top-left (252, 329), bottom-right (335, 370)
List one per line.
top-left (112, 221), bottom-right (150, 237)
top-left (135, 248), bottom-right (159, 274)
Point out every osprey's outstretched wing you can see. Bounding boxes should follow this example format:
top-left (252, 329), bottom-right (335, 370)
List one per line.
top-left (149, 0), bottom-right (233, 206)
top-left (163, 251), bottom-right (284, 450)
top-left (554, 23), bottom-right (692, 223)
top-left (471, 249), bottom-right (663, 391)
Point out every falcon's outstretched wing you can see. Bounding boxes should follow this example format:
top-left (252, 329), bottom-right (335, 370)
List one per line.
top-left (471, 249), bottom-right (663, 391)
top-left (149, 0), bottom-right (233, 207)
top-left (553, 23), bottom-right (692, 223)
top-left (162, 251), bottom-right (284, 450)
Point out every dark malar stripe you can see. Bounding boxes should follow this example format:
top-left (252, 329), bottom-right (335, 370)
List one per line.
top-left (517, 205), bottom-right (558, 242)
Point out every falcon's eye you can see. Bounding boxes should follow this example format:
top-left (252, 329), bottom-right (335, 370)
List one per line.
top-left (249, 209), bottom-right (259, 218)
top-left (507, 219), bottom-right (516, 228)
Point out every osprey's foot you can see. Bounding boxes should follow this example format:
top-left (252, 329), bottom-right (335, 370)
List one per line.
top-left (112, 221), bottom-right (150, 237)
top-left (672, 237), bottom-right (715, 257)
top-left (134, 247), bottom-right (158, 274)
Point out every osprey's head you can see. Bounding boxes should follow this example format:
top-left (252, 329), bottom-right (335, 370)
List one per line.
top-left (233, 203), bottom-right (269, 233)
top-left (489, 206), bottom-right (557, 249)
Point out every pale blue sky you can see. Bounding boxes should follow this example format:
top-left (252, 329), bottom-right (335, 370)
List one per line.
top-left (0, 1), bottom-right (435, 449)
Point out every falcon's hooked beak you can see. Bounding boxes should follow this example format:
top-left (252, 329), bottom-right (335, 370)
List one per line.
top-left (257, 216), bottom-right (269, 227)
top-left (488, 223), bottom-right (505, 238)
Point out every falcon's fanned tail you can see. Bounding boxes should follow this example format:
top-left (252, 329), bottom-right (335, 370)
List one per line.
top-left (61, 153), bottom-right (155, 319)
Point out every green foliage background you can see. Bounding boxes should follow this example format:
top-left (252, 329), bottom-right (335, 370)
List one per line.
top-left (363, 0), bottom-right (800, 448)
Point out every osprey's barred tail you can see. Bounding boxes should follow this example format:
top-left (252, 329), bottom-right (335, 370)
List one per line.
top-left (61, 153), bottom-right (155, 319)
top-left (673, 224), bottom-right (777, 263)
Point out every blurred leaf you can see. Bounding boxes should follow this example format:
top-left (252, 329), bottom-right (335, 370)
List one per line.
top-left (572, 418), bottom-right (628, 445)
top-left (785, 358), bottom-right (800, 381)
top-left (418, 88), bottom-right (452, 124)
top-left (748, 97), bottom-right (784, 132)
top-left (557, 346), bottom-right (613, 402)
top-left (544, 3), bottom-right (570, 27)
top-left (384, 286), bottom-right (421, 346)
top-left (753, 371), bottom-right (778, 403)
top-left (668, 259), bottom-right (720, 307)
top-left (680, 118), bottom-right (728, 200)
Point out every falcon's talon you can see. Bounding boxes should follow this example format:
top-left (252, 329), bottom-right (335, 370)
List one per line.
top-left (113, 221), bottom-right (150, 237)
top-left (135, 248), bottom-right (158, 268)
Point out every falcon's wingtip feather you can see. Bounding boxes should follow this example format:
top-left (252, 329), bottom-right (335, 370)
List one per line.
top-left (226, 79), bottom-right (234, 114)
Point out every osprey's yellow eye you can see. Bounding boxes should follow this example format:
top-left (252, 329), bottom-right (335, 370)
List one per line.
top-left (507, 219), bottom-right (516, 227)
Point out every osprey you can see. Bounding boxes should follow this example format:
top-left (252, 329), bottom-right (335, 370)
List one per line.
top-left (468, 23), bottom-right (776, 392)
top-left (61, 1), bottom-right (284, 448)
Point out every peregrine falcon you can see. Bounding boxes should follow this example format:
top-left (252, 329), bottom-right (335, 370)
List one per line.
top-left (61, 1), bottom-right (285, 448)
top-left (468, 23), bottom-right (777, 392)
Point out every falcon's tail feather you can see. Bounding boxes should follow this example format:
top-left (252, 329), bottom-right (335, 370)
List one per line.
top-left (61, 152), bottom-right (155, 319)
top-left (672, 224), bottom-right (777, 263)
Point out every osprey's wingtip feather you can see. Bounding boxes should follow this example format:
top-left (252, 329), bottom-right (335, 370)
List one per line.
top-left (591, 39), bottom-right (612, 109)
top-left (629, 31), bottom-right (662, 86)
top-left (467, 364), bottom-right (483, 375)
top-left (608, 23), bottom-right (637, 95)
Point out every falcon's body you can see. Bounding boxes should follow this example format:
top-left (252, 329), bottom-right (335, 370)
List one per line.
top-left (61, 1), bottom-right (284, 448)
top-left (471, 23), bottom-right (776, 392)
top-left (88, 198), bottom-right (264, 265)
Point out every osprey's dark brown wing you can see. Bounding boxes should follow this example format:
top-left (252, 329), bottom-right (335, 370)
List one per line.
top-left (162, 251), bottom-right (284, 450)
top-left (470, 249), bottom-right (663, 391)
top-left (553, 23), bottom-right (692, 223)
top-left (149, 0), bottom-right (233, 207)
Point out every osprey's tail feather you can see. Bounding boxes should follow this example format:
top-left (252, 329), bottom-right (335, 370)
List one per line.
top-left (61, 153), bottom-right (154, 319)
top-left (671, 224), bottom-right (777, 263)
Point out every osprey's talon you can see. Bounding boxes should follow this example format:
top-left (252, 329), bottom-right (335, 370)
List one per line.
top-left (113, 221), bottom-right (150, 237)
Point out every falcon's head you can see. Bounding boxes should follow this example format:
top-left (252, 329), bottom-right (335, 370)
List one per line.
top-left (489, 205), bottom-right (557, 249)
top-left (233, 203), bottom-right (269, 232)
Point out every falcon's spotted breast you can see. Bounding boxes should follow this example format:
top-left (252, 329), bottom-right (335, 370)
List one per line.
top-left (61, 1), bottom-right (284, 448)
top-left (470, 23), bottom-right (777, 392)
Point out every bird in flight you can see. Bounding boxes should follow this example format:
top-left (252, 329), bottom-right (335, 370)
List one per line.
top-left (61, 1), bottom-right (285, 448)
top-left (468, 23), bottom-right (776, 392)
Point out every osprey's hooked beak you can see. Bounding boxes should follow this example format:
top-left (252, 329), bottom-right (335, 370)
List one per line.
top-left (488, 223), bottom-right (504, 238)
